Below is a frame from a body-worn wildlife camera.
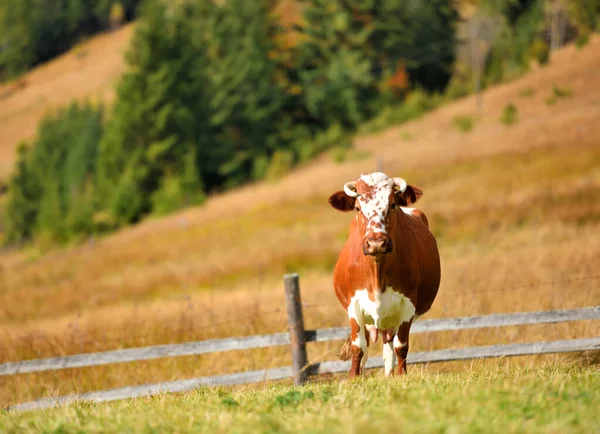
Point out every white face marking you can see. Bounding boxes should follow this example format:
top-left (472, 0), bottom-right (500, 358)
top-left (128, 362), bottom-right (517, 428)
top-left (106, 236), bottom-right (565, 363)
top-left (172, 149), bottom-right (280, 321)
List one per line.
top-left (361, 172), bottom-right (389, 185)
top-left (349, 287), bottom-right (416, 330)
top-left (356, 173), bottom-right (396, 235)
top-left (383, 342), bottom-right (396, 377)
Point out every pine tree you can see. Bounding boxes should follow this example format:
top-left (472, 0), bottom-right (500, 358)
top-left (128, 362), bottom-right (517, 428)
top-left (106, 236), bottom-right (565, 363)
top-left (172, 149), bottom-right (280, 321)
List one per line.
top-left (292, 0), bottom-right (459, 130)
top-left (292, 0), bottom-right (377, 130)
top-left (0, 0), bottom-right (36, 76)
top-left (200, 0), bottom-right (290, 189)
top-left (4, 144), bottom-right (41, 244)
top-left (97, 0), bottom-right (211, 223)
top-left (66, 179), bottom-right (97, 238)
top-left (0, 0), bottom-right (143, 79)
top-left (4, 102), bottom-right (103, 244)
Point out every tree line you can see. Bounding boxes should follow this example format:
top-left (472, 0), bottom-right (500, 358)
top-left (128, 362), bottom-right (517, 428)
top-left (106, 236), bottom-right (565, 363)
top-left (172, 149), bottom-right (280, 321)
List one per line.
top-left (4, 0), bottom-right (598, 246)
top-left (5, 0), bottom-right (459, 244)
top-left (0, 0), bottom-right (142, 79)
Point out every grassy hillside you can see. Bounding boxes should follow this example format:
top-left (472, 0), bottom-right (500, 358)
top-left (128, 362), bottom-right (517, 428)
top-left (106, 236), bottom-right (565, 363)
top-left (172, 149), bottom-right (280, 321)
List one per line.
top-left (0, 25), bottom-right (133, 181)
top-left (0, 38), bottom-right (599, 408)
top-left (2, 363), bottom-right (599, 433)
top-left (0, 1), bottom-right (303, 182)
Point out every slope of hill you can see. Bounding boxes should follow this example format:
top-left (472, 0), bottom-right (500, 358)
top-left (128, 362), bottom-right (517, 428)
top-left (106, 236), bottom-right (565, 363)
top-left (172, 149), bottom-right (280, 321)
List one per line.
top-left (0, 25), bottom-right (133, 180)
top-left (0, 37), bottom-right (599, 407)
top-left (0, 1), bottom-right (478, 183)
top-left (0, 1), bottom-right (304, 182)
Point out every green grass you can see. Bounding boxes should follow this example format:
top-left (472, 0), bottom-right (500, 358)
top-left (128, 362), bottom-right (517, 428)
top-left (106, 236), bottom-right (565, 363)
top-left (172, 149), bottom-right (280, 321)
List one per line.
top-left (399, 131), bottom-right (414, 141)
top-left (500, 103), bottom-right (519, 126)
top-left (452, 114), bottom-right (476, 133)
top-left (552, 84), bottom-right (573, 99)
top-left (519, 87), bottom-right (535, 98)
top-left (2, 364), bottom-right (598, 433)
top-left (332, 147), bottom-right (371, 164)
top-left (359, 89), bottom-right (443, 135)
top-left (546, 84), bottom-right (573, 106)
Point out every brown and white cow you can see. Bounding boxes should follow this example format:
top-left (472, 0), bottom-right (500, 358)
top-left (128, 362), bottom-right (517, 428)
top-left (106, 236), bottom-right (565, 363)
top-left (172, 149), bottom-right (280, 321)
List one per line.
top-left (328, 172), bottom-right (441, 378)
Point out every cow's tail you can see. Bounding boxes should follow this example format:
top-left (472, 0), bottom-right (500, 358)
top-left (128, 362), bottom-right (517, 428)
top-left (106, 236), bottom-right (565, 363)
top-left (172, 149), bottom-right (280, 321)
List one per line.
top-left (338, 334), bottom-right (353, 361)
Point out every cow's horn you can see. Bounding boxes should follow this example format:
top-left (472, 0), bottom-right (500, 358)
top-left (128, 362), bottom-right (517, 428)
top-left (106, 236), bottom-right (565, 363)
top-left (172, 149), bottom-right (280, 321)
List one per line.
top-left (392, 177), bottom-right (407, 193)
top-left (344, 181), bottom-right (360, 197)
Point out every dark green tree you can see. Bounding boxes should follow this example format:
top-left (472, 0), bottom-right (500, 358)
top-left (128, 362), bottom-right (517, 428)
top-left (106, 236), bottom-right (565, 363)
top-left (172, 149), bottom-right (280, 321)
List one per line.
top-left (3, 102), bottom-right (104, 244)
top-left (290, 0), bottom-right (459, 133)
top-left (0, 0), bottom-right (143, 79)
top-left (4, 144), bottom-right (41, 244)
top-left (483, 0), bottom-right (545, 85)
top-left (199, 0), bottom-right (290, 189)
top-left (97, 0), bottom-right (211, 223)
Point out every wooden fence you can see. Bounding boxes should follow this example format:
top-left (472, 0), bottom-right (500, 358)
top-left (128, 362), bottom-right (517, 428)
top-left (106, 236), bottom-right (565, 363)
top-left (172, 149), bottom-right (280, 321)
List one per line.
top-left (4, 273), bottom-right (600, 412)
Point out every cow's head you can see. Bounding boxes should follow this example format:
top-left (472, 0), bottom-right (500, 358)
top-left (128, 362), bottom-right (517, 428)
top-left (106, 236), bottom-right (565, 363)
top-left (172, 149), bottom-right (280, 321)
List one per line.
top-left (328, 172), bottom-right (423, 256)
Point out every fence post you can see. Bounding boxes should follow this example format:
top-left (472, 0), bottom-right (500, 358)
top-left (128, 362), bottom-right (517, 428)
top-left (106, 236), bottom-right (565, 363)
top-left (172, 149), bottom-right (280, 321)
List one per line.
top-left (284, 273), bottom-right (309, 385)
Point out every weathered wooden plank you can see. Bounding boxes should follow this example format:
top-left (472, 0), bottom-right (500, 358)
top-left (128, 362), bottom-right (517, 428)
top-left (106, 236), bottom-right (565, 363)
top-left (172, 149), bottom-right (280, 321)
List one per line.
top-left (8, 366), bottom-right (294, 412)
top-left (312, 337), bottom-right (600, 375)
top-left (2, 306), bottom-right (598, 376)
top-left (8, 337), bottom-right (599, 412)
top-left (410, 306), bottom-right (600, 334)
top-left (284, 273), bottom-right (309, 385)
top-left (0, 333), bottom-right (290, 376)
top-left (306, 306), bottom-right (600, 343)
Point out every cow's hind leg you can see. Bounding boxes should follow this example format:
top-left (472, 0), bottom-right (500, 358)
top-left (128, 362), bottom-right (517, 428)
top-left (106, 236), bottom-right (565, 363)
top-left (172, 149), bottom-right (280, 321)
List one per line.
top-left (394, 321), bottom-right (411, 375)
top-left (361, 327), bottom-right (370, 372)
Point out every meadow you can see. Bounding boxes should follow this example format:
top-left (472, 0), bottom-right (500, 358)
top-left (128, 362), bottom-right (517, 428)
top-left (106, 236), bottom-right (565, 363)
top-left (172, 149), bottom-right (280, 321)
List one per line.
top-left (1, 363), bottom-right (599, 433)
top-left (0, 37), bottom-right (599, 409)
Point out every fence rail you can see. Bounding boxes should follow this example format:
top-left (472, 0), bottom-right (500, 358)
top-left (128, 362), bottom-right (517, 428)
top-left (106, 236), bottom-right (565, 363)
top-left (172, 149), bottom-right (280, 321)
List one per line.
top-left (9, 337), bottom-right (600, 412)
top-left (4, 274), bottom-right (599, 412)
top-left (2, 306), bottom-right (598, 377)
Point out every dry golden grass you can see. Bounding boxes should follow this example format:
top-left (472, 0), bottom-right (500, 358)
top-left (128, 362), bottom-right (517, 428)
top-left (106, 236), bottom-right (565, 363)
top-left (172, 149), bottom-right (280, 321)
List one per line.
top-left (1, 38), bottom-right (600, 408)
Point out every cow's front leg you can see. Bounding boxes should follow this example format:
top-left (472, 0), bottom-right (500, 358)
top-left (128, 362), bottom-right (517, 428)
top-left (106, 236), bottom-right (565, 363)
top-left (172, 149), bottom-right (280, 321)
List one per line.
top-left (383, 341), bottom-right (396, 377)
top-left (348, 305), bottom-right (367, 378)
top-left (360, 324), bottom-right (371, 372)
top-left (383, 325), bottom-right (399, 377)
top-left (394, 321), bottom-right (411, 375)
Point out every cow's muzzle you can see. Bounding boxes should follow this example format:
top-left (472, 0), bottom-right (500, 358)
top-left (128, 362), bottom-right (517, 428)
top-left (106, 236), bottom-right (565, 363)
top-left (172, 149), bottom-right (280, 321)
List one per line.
top-left (363, 234), bottom-right (393, 256)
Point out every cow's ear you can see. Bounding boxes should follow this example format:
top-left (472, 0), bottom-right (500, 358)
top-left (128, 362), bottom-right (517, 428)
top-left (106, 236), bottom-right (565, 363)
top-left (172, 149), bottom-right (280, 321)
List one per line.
top-left (395, 185), bottom-right (423, 206)
top-left (328, 191), bottom-right (356, 212)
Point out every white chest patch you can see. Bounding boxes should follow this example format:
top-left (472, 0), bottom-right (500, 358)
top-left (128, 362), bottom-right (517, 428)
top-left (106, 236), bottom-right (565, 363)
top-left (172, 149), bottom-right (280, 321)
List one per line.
top-left (401, 207), bottom-right (414, 215)
top-left (348, 287), bottom-right (416, 330)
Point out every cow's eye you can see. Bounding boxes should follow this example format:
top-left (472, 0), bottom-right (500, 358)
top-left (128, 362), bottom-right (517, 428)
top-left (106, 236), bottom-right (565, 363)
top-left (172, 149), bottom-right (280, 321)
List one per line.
top-left (355, 206), bottom-right (361, 212)
top-left (391, 203), bottom-right (397, 210)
